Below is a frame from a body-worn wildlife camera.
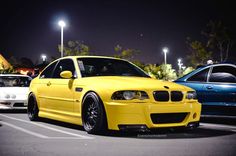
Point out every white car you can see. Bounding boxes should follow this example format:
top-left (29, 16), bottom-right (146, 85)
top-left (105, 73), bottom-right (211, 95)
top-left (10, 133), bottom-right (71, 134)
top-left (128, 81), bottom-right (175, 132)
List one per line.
top-left (0, 74), bottom-right (31, 109)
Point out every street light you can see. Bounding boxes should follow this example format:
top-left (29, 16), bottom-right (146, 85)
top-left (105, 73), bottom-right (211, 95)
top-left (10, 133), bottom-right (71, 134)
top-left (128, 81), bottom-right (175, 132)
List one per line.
top-left (177, 58), bottom-right (181, 64)
top-left (58, 20), bottom-right (66, 58)
top-left (177, 58), bottom-right (183, 76)
top-left (162, 47), bottom-right (169, 64)
top-left (178, 58), bottom-right (183, 68)
top-left (41, 54), bottom-right (47, 63)
top-left (207, 60), bottom-right (213, 64)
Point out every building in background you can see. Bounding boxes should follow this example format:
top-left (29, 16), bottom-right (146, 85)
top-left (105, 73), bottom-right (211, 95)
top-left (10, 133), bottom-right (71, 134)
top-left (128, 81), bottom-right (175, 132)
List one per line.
top-left (0, 53), bottom-right (48, 76)
top-left (0, 54), bottom-right (11, 70)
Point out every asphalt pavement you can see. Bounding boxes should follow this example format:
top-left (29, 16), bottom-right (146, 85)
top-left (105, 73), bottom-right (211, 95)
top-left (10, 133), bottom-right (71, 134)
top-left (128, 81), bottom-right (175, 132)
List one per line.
top-left (0, 110), bottom-right (236, 156)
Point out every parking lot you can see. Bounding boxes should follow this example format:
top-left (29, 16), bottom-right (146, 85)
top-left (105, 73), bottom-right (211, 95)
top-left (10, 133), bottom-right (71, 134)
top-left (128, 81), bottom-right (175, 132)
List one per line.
top-left (0, 110), bottom-right (235, 156)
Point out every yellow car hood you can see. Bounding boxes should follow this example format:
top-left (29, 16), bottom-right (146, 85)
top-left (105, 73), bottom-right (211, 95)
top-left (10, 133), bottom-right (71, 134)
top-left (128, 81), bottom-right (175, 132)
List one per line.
top-left (80, 76), bottom-right (190, 91)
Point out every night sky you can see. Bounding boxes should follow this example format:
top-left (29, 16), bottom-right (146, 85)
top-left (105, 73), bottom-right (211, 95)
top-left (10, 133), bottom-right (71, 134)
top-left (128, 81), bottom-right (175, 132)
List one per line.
top-left (0, 0), bottom-right (236, 66)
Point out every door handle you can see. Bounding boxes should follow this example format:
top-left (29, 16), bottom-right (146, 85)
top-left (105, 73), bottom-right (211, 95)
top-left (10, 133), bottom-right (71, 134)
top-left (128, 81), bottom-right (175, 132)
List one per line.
top-left (206, 86), bottom-right (213, 89)
top-left (47, 82), bottom-right (51, 86)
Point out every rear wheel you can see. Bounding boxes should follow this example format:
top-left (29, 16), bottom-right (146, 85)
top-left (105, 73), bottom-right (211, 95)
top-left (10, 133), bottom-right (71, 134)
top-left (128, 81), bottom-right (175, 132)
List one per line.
top-left (82, 92), bottom-right (107, 134)
top-left (27, 93), bottom-right (39, 121)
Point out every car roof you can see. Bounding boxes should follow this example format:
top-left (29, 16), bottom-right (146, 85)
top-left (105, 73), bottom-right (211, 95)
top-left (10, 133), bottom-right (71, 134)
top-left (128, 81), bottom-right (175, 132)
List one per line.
top-left (196, 62), bottom-right (236, 68)
top-left (56, 55), bottom-right (126, 61)
top-left (46, 56), bottom-right (129, 68)
top-left (175, 63), bottom-right (236, 82)
top-left (40, 55), bottom-right (140, 77)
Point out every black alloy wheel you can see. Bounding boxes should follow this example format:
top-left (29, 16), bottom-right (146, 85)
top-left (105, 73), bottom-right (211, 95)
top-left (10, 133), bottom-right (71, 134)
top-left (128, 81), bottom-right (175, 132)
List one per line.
top-left (27, 93), bottom-right (39, 121)
top-left (82, 92), bottom-right (107, 134)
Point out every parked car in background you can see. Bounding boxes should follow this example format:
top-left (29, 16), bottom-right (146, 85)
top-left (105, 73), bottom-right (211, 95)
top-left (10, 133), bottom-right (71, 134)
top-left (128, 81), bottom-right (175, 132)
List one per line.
top-left (27, 56), bottom-right (201, 134)
top-left (0, 74), bottom-right (32, 109)
top-left (175, 63), bottom-right (236, 117)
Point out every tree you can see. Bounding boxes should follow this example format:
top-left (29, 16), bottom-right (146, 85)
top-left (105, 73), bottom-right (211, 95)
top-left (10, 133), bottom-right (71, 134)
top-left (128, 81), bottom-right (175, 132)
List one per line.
top-left (144, 64), bottom-right (177, 81)
top-left (8, 56), bottom-right (34, 68)
top-left (186, 38), bottom-right (212, 67)
top-left (19, 57), bottom-right (34, 68)
top-left (202, 20), bottom-right (233, 62)
top-left (113, 44), bottom-right (140, 61)
top-left (158, 64), bottom-right (177, 81)
top-left (132, 60), bottom-right (145, 69)
top-left (59, 40), bottom-right (90, 56)
top-left (113, 44), bottom-right (145, 69)
top-left (182, 67), bottom-right (194, 77)
top-left (144, 64), bottom-right (161, 78)
top-left (8, 56), bottom-right (18, 67)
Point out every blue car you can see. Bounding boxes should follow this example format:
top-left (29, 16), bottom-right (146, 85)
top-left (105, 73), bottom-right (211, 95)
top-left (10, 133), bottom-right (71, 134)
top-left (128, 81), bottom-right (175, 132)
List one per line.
top-left (175, 63), bottom-right (236, 117)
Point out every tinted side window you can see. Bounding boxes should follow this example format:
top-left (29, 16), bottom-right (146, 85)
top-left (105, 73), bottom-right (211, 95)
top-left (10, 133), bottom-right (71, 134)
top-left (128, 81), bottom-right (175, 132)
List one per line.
top-left (209, 66), bottom-right (236, 83)
top-left (187, 68), bottom-right (209, 82)
top-left (40, 61), bottom-right (57, 78)
top-left (52, 59), bottom-right (76, 78)
top-left (77, 58), bottom-right (149, 78)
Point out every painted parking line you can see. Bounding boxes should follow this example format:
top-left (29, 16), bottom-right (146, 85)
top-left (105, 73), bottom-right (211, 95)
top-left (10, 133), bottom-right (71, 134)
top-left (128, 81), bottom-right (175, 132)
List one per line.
top-left (0, 121), bottom-right (49, 139)
top-left (201, 123), bottom-right (236, 129)
top-left (0, 121), bottom-right (93, 139)
top-left (201, 123), bottom-right (236, 132)
top-left (0, 114), bottom-right (94, 139)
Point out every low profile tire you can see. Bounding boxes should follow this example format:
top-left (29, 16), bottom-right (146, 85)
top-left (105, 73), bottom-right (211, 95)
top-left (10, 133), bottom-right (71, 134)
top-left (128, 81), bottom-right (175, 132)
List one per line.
top-left (82, 92), bottom-right (107, 134)
top-left (27, 93), bottom-right (39, 121)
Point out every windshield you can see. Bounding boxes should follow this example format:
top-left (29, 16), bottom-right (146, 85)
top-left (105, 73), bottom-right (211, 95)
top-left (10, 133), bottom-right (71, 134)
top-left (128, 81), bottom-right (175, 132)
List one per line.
top-left (77, 58), bottom-right (150, 78)
top-left (0, 76), bottom-right (31, 87)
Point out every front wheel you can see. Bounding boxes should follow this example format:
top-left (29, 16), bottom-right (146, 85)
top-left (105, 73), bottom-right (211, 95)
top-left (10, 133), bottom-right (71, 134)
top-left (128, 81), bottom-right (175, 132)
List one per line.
top-left (27, 93), bottom-right (39, 121)
top-left (82, 92), bottom-right (107, 134)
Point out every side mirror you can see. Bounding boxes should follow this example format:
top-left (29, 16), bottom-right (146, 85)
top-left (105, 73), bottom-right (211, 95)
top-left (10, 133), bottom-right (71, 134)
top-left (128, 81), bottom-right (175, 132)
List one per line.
top-left (60, 71), bottom-right (73, 79)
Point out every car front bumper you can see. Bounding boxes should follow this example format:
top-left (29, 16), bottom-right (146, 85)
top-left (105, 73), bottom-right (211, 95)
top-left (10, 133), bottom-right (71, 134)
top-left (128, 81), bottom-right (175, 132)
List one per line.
top-left (0, 99), bottom-right (27, 109)
top-left (105, 101), bottom-right (201, 130)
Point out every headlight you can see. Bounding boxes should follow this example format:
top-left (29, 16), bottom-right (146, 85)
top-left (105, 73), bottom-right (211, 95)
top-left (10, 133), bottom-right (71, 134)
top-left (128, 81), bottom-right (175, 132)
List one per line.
top-left (186, 91), bottom-right (197, 100)
top-left (5, 94), bottom-right (10, 99)
top-left (123, 91), bottom-right (136, 100)
top-left (11, 94), bottom-right (16, 99)
top-left (112, 91), bottom-right (149, 100)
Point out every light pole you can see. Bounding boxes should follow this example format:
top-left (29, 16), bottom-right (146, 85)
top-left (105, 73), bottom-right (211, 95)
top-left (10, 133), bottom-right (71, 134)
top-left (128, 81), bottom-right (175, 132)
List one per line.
top-left (58, 20), bottom-right (66, 58)
top-left (162, 47), bottom-right (168, 65)
top-left (178, 58), bottom-right (183, 76)
top-left (41, 54), bottom-right (47, 63)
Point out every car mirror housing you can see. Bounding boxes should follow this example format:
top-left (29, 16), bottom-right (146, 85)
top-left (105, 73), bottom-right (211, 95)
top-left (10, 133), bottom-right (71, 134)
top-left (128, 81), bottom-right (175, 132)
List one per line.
top-left (60, 71), bottom-right (73, 79)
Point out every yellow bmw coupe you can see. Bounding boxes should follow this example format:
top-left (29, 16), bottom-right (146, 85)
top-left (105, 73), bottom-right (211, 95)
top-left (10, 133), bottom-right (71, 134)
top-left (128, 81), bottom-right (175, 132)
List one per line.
top-left (28, 56), bottom-right (201, 134)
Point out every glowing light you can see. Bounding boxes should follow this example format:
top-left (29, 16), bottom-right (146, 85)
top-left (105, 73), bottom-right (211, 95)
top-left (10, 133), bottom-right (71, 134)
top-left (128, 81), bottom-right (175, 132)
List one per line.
top-left (41, 54), bottom-right (47, 62)
top-left (162, 47), bottom-right (169, 64)
top-left (58, 20), bottom-right (66, 27)
top-left (163, 47), bottom-right (168, 53)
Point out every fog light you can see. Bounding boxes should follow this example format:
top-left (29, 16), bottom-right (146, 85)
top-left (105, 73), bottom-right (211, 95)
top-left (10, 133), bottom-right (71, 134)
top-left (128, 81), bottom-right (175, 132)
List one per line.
top-left (118, 125), bottom-right (149, 132)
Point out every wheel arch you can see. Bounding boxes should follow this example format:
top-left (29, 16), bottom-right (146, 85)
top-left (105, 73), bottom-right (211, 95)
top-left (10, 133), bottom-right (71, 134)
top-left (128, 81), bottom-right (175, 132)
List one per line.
top-left (81, 90), bottom-right (105, 112)
top-left (28, 91), bottom-right (41, 108)
top-left (81, 90), bottom-right (108, 128)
